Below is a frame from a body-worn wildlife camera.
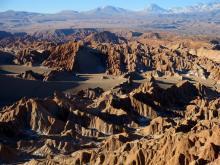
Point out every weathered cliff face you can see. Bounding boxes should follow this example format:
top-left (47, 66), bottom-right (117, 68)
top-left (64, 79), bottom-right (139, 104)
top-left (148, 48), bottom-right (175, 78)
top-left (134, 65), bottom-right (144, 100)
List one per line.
top-left (0, 79), bottom-right (219, 164)
top-left (87, 97), bottom-right (220, 165)
top-left (42, 41), bottom-right (83, 71)
top-left (15, 69), bottom-right (76, 81)
top-left (89, 41), bottom-right (220, 80)
top-left (16, 49), bottom-right (50, 65)
top-left (16, 70), bottom-right (44, 80)
top-left (11, 39), bottom-right (219, 82)
top-left (42, 41), bottom-right (107, 73)
top-left (1, 31), bottom-right (219, 82)
top-left (85, 31), bottom-right (125, 44)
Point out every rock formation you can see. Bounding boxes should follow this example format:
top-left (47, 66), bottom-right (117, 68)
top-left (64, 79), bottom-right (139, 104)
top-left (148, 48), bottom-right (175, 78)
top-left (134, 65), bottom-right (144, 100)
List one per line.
top-left (0, 30), bottom-right (219, 164)
top-left (0, 79), bottom-right (219, 164)
top-left (17, 49), bottom-right (50, 65)
top-left (17, 70), bottom-right (44, 80)
top-left (85, 31), bottom-right (125, 44)
top-left (0, 31), bottom-right (219, 81)
top-left (43, 41), bottom-right (83, 71)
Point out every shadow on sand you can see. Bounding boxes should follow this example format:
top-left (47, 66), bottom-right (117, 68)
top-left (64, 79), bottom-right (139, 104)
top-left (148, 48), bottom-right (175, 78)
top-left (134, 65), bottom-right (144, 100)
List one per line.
top-left (0, 75), bottom-right (80, 107)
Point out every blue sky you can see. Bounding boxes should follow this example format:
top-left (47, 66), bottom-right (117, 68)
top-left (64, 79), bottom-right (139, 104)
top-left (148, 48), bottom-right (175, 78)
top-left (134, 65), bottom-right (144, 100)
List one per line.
top-left (0, 0), bottom-right (219, 13)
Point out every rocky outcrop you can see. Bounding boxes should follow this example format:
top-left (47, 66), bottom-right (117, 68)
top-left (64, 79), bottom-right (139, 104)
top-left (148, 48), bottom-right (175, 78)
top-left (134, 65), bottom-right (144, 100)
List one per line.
top-left (0, 79), bottom-right (219, 164)
top-left (85, 31), bottom-right (125, 44)
top-left (17, 70), bottom-right (44, 80)
top-left (17, 49), bottom-right (50, 65)
top-left (16, 69), bottom-right (75, 81)
top-left (77, 87), bottom-right (104, 99)
top-left (0, 31), bottom-right (220, 164)
top-left (43, 69), bottom-right (76, 81)
top-left (43, 41), bottom-right (107, 73)
top-left (1, 31), bottom-right (219, 82)
top-left (88, 41), bottom-right (217, 79)
top-left (43, 41), bottom-right (83, 71)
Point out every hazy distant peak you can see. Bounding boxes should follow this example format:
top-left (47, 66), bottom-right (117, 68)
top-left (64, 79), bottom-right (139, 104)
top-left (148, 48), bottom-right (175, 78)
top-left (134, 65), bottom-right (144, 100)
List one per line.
top-left (101, 5), bottom-right (124, 10)
top-left (86, 5), bottom-right (130, 15)
top-left (0, 10), bottom-right (40, 17)
top-left (170, 2), bottom-right (220, 13)
top-left (143, 4), bottom-right (168, 13)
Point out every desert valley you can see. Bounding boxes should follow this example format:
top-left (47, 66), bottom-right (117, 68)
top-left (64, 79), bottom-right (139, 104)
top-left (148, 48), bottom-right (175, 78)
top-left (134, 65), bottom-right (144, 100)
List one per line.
top-left (0, 2), bottom-right (220, 165)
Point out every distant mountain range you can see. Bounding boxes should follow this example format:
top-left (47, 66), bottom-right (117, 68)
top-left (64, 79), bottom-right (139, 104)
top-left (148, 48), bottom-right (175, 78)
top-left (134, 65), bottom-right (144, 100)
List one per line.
top-left (62, 2), bottom-right (220, 15)
top-left (2, 2), bottom-right (220, 15)
top-left (60, 2), bottom-right (220, 15)
top-left (0, 2), bottom-right (220, 34)
top-left (169, 2), bottom-right (220, 13)
top-left (142, 2), bottom-right (220, 14)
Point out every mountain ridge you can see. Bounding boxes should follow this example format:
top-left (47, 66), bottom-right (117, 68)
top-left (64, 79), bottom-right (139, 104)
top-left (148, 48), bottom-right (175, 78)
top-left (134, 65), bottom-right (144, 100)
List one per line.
top-left (1, 2), bottom-right (220, 34)
top-left (1, 2), bottom-right (220, 15)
